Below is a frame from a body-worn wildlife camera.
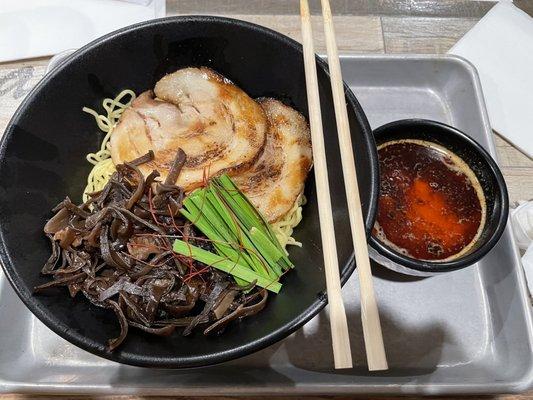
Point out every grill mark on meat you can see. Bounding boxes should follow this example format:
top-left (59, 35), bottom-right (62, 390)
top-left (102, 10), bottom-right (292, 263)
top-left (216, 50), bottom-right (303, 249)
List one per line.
top-left (184, 148), bottom-right (224, 168)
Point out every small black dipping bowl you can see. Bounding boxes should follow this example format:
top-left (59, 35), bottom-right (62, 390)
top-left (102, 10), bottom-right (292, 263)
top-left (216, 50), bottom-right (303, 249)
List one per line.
top-left (369, 119), bottom-right (509, 276)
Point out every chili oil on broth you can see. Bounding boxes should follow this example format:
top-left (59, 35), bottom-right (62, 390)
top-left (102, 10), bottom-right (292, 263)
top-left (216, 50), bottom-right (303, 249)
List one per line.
top-left (374, 139), bottom-right (486, 262)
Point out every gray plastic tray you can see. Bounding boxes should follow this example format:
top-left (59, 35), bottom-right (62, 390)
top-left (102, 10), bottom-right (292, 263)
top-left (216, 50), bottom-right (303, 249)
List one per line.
top-left (1, 54), bottom-right (532, 396)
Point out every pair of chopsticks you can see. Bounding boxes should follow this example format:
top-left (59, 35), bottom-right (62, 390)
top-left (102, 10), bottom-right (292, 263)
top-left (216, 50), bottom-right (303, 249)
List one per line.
top-left (300, 0), bottom-right (388, 371)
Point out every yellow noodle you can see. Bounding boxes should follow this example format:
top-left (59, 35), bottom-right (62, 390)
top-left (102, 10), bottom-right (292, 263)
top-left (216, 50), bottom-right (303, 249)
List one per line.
top-left (82, 89), bottom-right (135, 201)
top-left (272, 194), bottom-right (306, 249)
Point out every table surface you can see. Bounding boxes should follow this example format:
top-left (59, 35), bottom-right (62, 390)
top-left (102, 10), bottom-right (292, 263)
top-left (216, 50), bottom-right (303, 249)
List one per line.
top-left (0, 0), bottom-right (531, 399)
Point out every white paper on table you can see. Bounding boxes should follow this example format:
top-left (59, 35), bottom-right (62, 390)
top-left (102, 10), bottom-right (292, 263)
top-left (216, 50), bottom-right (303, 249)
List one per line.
top-left (449, 2), bottom-right (533, 158)
top-left (0, 0), bottom-right (166, 63)
top-left (511, 201), bottom-right (533, 295)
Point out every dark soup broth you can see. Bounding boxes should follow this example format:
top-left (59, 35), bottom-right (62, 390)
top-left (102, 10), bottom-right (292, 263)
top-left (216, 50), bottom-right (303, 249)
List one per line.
top-left (374, 139), bottom-right (486, 261)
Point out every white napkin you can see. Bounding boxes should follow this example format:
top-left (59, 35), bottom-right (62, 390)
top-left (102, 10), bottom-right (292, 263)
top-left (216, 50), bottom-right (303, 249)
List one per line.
top-left (449, 2), bottom-right (533, 158)
top-left (0, 0), bottom-right (166, 63)
top-left (511, 201), bottom-right (533, 294)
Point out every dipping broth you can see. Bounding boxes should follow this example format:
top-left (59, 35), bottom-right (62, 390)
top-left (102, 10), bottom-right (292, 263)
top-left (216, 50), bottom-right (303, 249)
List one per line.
top-left (374, 139), bottom-right (486, 261)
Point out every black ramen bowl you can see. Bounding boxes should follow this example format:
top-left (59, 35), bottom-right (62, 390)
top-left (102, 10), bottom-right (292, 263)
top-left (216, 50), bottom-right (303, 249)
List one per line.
top-left (0, 16), bottom-right (379, 368)
top-left (369, 119), bottom-right (508, 276)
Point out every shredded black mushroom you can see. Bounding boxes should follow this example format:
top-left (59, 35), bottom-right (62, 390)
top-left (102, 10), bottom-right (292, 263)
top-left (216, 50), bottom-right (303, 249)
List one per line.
top-left (36, 149), bottom-right (268, 351)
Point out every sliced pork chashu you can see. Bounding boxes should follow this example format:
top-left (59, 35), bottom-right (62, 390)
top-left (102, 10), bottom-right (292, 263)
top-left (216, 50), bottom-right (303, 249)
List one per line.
top-left (233, 98), bottom-right (313, 223)
top-left (110, 67), bottom-right (267, 191)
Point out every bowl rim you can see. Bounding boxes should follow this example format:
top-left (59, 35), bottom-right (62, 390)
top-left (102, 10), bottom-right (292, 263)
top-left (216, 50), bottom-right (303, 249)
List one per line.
top-left (0, 15), bottom-right (379, 368)
top-left (369, 118), bottom-right (509, 273)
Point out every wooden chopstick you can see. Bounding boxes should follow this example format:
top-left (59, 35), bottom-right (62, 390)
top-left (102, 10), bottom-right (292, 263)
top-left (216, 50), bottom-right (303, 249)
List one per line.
top-left (320, 0), bottom-right (388, 371)
top-left (299, 0), bottom-right (352, 370)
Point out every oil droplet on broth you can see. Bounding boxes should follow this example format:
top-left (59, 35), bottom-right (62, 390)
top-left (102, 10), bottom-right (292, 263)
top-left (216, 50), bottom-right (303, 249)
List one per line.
top-left (374, 139), bottom-right (486, 262)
